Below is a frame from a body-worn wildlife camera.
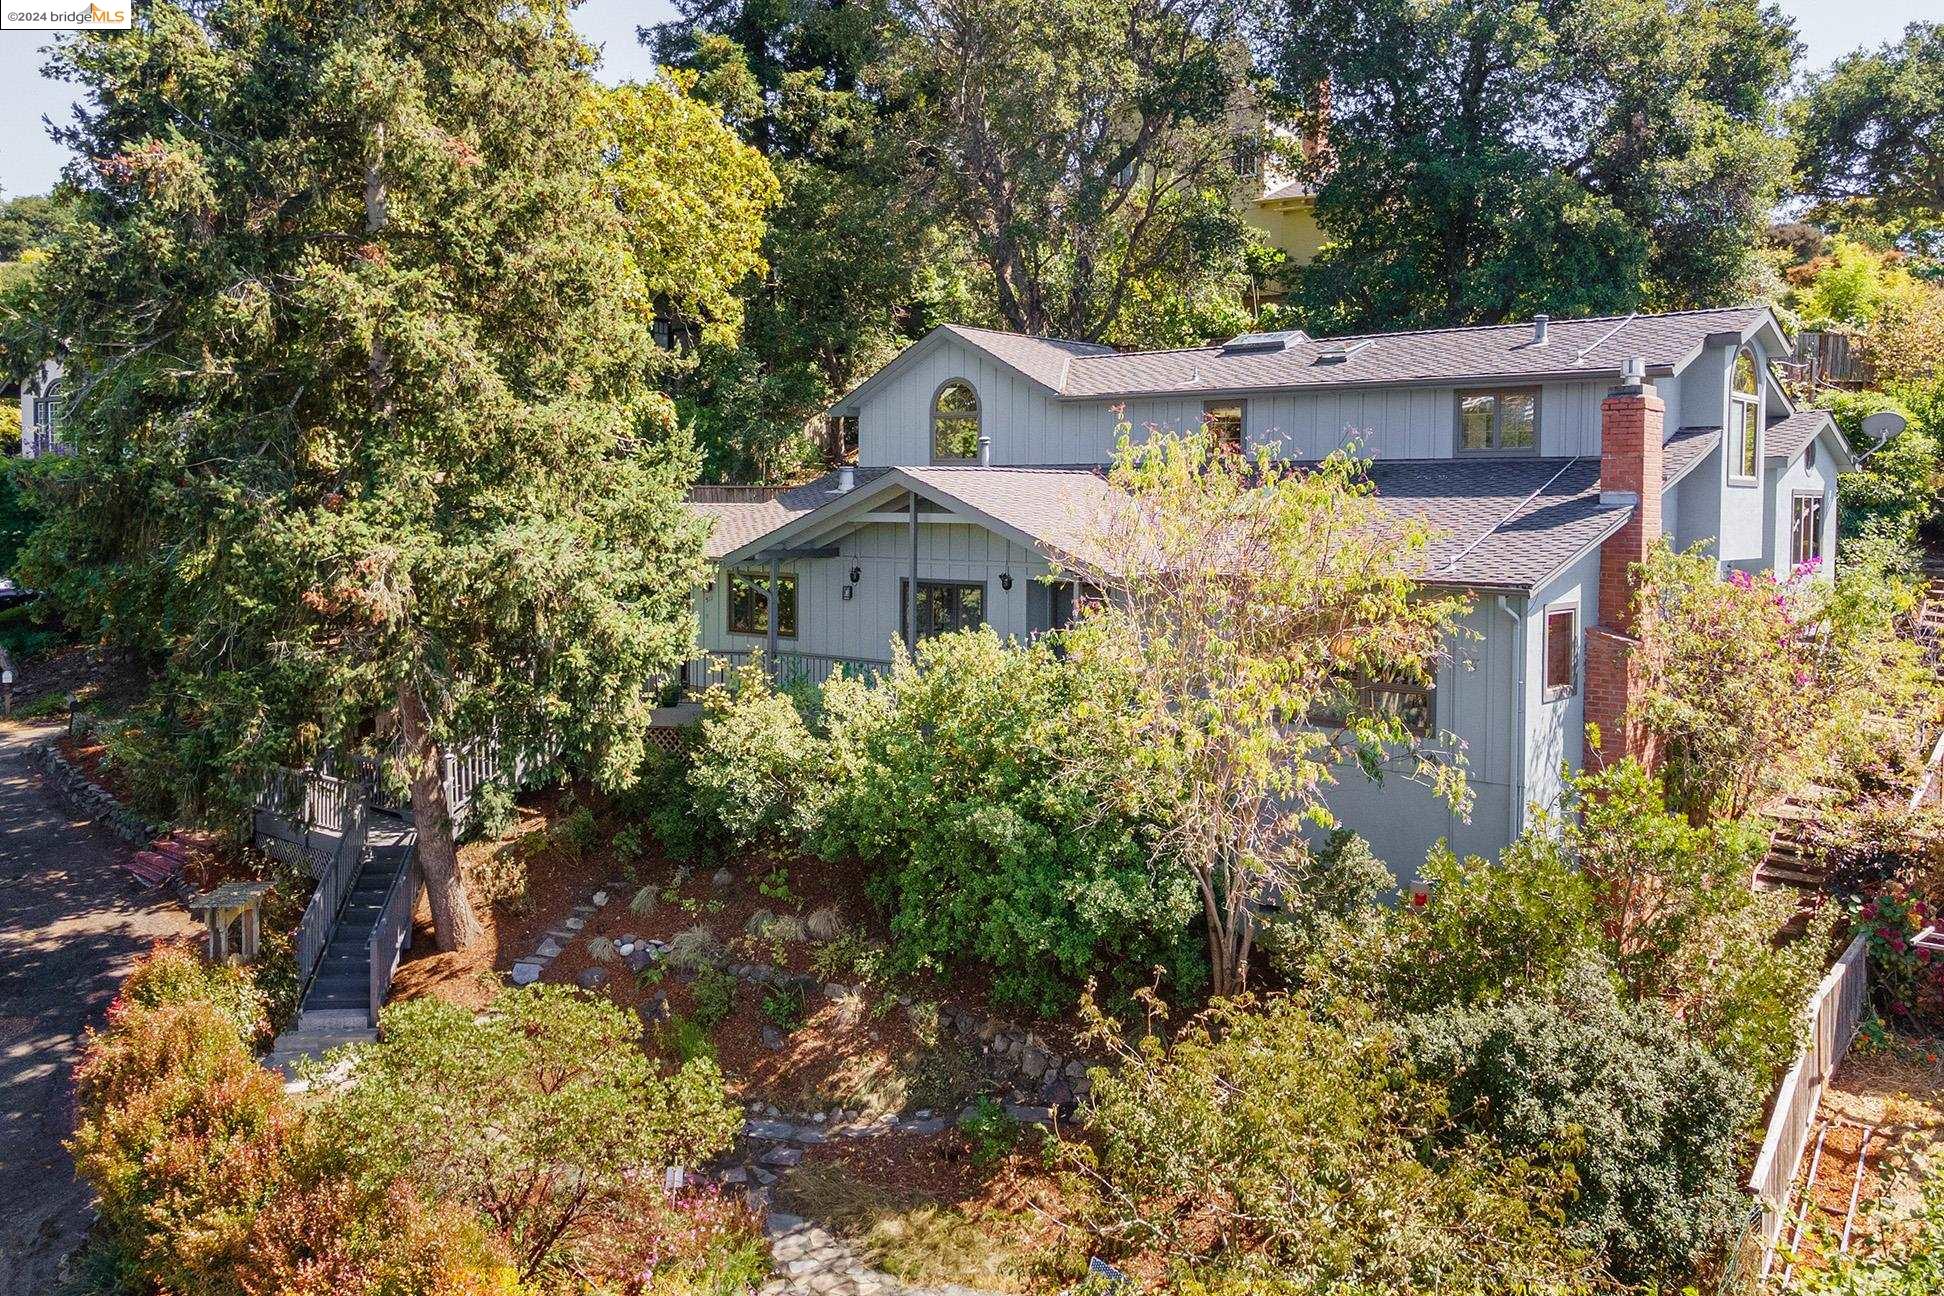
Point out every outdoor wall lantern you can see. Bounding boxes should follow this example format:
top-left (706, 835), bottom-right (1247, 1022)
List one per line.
top-left (849, 565), bottom-right (862, 584)
top-left (999, 571), bottom-right (1014, 591)
top-left (842, 586), bottom-right (854, 601)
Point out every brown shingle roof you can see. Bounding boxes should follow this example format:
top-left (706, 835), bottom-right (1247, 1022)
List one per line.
top-left (1765, 410), bottom-right (1833, 464)
top-left (690, 460), bottom-right (1631, 593)
top-left (939, 325), bottom-right (1116, 392)
top-left (1662, 426), bottom-right (1721, 489)
top-left (1005, 306), bottom-right (1775, 399)
top-left (689, 468), bottom-right (893, 559)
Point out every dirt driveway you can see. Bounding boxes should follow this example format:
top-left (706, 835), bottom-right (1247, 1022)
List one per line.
top-left (0, 720), bottom-right (196, 1293)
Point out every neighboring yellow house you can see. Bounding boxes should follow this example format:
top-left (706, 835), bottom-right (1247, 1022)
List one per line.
top-left (1245, 178), bottom-right (1324, 268)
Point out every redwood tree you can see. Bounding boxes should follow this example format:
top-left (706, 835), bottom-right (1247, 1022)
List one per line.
top-left (12, 1), bottom-right (767, 947)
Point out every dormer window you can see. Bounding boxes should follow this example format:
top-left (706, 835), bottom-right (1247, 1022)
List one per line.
top-left (1729, 349), bottom-right (1760, 484)
top-left (1455, 388), bottom-right (1538, 454)
top-left (931, 380), bottom-right (980, 463)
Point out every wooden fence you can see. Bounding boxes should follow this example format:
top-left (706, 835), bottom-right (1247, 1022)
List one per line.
top-left (1748, 933), bottom-right (1871, 1275)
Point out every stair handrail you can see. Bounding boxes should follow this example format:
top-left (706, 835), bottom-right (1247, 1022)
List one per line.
top-left (366, 837), bottom-right (421, 1027)
top-left (291, 773), bottom-right (373, 996)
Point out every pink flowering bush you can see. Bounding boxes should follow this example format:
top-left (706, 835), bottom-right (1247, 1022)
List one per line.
top-left (1857, 889), bottom-right (1944, 1025)
top-left (1629, 542), bottom-right (1937, 820)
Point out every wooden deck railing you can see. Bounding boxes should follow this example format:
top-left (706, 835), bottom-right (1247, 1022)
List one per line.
top-left (676, 649), bottom-right (893, 694)
top-left (367, 854), bottom-right (421, 1026)
top-left (1749, 933), bottom-right (1870, 1275)
top-left (289, 782), bottom-right (371, 996)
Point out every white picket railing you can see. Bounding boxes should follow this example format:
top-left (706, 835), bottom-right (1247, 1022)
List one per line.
top-left (1749, 933), bottom-right (1871, 1275)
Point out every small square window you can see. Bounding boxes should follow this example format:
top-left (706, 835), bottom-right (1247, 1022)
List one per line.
top-left (1203, 401), bottom-right (1246, 453)
top-left (1543, 606), bottom-right (1577, 701)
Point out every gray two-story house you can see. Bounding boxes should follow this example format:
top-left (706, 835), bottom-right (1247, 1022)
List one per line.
top-left (685, 306), bottom-right (1852, 878)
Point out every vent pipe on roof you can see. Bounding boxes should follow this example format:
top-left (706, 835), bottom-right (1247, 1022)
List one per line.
top-left (837, 464), bottom-right (855, 492)
top-left (978, 434), bottom-right (993, 467)
top-left (1532, 314), bottom-right (1550, 346)
top-left (1621, 355), bottom-right (1647, 386)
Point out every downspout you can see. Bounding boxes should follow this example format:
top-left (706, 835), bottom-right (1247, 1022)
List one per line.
top-left (1497, 595), bottom-right (1527, 838)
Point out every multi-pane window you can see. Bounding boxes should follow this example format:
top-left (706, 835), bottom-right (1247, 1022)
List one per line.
top-left (1309, 673), bottom-right (1436, 738)
top-left (1791, 493), bottom-right (1825, 567)
top-left (1729, 349), bottom-right (1761, 482)
top-left (727, 570), bottom-right (796, 637)
top-left (931, 380), bottom-right (981, 462)
top-left (1456, 388), bottom-right (1538, 453)
top-left (1543, 605), bottom-right (1577, 701)
top-left (1203, 401), bottom-right (1246, 453)
top-left (900, 579), bottom-right (986, 638)
top-left (30, 386), bottom-right (59, 455)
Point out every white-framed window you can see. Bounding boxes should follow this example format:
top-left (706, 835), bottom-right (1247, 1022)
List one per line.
top-left (931, 380), bottom-right (980, 463)
top-left (1790, 492), bottom-right (1825, 567)
top-left (1202, 400), bottom-right (1246, 453)
top-left (1542, 604), bottom-right (1577, 702)
top-left (30, 382), bottom-right (60, 455)
top-left (1456, 388), bottom-right (1538, 454)
top-left (1728, 349), bottom-right (1760, 483)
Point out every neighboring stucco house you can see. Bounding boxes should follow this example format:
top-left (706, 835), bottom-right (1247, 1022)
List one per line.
top-left (18, 359), bottom-right (67, 458)
top-left (685, 306), bottom-right (1852, 879)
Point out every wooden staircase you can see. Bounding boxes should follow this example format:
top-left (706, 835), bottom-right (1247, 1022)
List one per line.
top-left (264, 812), bottom-right (417, 1074)
top-left (1754, 784), bottom-right (1841, 893)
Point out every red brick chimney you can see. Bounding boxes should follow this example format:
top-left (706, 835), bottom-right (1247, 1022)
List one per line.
top-left (1583, 358), bottom-right (1663, 770)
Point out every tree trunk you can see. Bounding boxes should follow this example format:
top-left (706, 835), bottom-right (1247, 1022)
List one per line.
top-left (398, 679), bottom-right (482, 950)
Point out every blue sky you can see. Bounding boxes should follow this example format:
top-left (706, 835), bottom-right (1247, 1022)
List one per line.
top-left (0, 0), bottom-right (1933, 200)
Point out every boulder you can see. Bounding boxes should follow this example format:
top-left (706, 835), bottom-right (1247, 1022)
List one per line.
top-left (760, 1025), bottom-right (786, 1051)
top-left (576, 966), bottom-right (610, 990)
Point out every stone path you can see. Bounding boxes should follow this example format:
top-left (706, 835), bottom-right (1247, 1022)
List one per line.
top-left (760, 1212), bottom-right (1002, 1296)
top-left (0, 720), bottom-right (198, 1293)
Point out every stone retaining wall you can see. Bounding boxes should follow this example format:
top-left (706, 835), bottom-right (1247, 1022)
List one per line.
top-left (28, 740), bottom-right (158, 847)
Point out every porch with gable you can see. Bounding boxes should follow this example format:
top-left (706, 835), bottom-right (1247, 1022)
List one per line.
top-left (686, 466), bottom-right (1116, 690)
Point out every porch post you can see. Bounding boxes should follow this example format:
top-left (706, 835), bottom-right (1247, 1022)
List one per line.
top-left (766, 554), bottom-right (780, 680)
top-left (906, 492), bottom-right (918, 649)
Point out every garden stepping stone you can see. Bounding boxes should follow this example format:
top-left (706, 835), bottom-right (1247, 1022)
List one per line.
top-left (760, 1146), bottom-right (803, 1168)
top-left (592, 890), bottom-right (609, 907)
top-left (510, 960), bottom-right (544, 986)
top-left (746, 1119), bottom-right (797, 1140)
top-left (563, 916), bottom-right (585, 932)
top-left (535, 937), bottom-right (563, 959)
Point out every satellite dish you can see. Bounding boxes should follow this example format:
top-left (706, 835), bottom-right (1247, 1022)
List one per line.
top-left (1861, 410), bottom-right (1908, 444)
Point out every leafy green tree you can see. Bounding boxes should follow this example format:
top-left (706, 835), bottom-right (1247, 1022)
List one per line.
top-left (0, 190), bottom-right (81, 262)
top-left (1791, 23), bottom-right (1944, 248)
top-left (1253, 0), bottom-right (1797, 332)
top-left (880, 0), bottom-right (1256, 342)
top-left (1075, 430), bottom-right (1468, 995)
top-left (320, 986), bottom-right (741, 1281)
top-left (11, 0), bottom-right (747, 948)
top-left (652, 16), bottom-right (947, 481)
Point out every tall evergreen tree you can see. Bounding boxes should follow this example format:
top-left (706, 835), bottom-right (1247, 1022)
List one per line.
top-left (15, 0), bottom-right (747, 948)
top-left (1253, 0), bottom-right (1798, 333)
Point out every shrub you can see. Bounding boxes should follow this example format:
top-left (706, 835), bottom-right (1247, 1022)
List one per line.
top-left (686, 656), bottom-right (829, 855)
top-left (462, 779), bottom-right (517, 842)
top-left (117, 941), bottom-right (271, 1048)
top-left (1856, 888), bottom-right (1944, 1025)
top-left (761, 981), bottom-right (806, 1033)
top-left (70, 992), bottom-right (293, 1294)
top-left (1406, 967), bottom-right (1755, 1288)
top-left (690, 963), bottom-right (738, 1029)
top-left (659, 1014), bottom-right (717, 1064)
top-left (464, 839), bottom-right (529, 908)
top-left (958, 1095), bottom-right (1017, 1168)
top-left (819, 628), bottom-right (1203, 1013)
top-left (321, 985), bottom-right (741, 1281)
top-left (1064, 994), bottom-right (1590, 1292)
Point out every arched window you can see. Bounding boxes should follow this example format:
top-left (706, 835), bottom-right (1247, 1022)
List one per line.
top-left (1729, 348), bottom-right (1760, 482)
top-left (931, 380), bottom-right (980, 463)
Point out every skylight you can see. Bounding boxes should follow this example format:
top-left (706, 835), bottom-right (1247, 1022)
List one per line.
top-left (1220, 329), bottom-right (1309, 354)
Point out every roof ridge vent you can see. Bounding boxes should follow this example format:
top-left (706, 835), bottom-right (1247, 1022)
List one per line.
top-left (1221, 328), bottom-right (1309, 354)
top-left (1315, 338), bottom-right (1374, 365)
